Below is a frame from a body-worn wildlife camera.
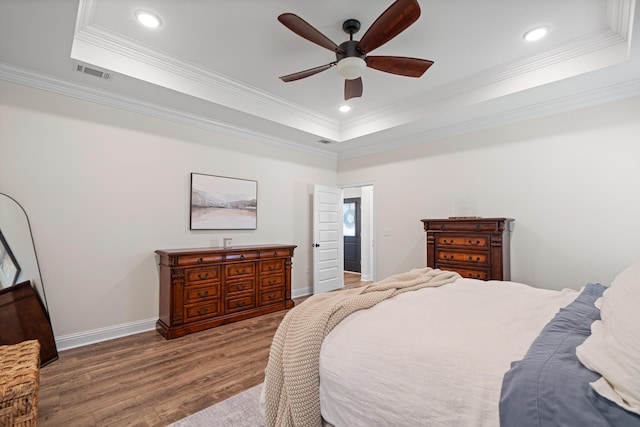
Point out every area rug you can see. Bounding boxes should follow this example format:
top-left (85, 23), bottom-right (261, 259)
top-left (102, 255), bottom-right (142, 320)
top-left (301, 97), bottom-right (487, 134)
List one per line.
top-left (168, 384), bottom-right (264, 427)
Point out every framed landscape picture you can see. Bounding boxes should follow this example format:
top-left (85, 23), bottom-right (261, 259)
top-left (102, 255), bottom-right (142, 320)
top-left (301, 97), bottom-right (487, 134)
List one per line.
top-left (0, 230), bottom-right (21, 287)
top-left (190, 173), bottom-right (257, 230)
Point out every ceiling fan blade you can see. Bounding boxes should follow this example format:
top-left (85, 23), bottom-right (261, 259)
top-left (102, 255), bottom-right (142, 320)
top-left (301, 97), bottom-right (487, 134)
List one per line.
top-left (357, 0), bottom-right (421, 54)
top-left (279, 62), bottom-right (336, 82)
top-left (345, 78), bottom-right (363, 100)
top-left (366, 56), bottom-right (434, 77)
top-left (278, 13), bottom-right (344, 53)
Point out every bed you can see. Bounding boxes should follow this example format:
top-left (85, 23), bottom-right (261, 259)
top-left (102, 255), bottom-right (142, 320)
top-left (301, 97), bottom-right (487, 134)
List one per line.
top-left (262, 263), bottom-right (640, 427)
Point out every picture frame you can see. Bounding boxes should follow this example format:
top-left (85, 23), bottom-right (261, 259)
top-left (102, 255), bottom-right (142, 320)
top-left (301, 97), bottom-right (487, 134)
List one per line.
top-left (0, 230), bottom-right (21, 287)
top-left (190, 173), bottom-right (258, 230)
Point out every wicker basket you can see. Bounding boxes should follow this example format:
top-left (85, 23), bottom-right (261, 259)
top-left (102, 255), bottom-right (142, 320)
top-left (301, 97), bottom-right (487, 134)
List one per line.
top-left (0, 340), bottom-right (41, 427)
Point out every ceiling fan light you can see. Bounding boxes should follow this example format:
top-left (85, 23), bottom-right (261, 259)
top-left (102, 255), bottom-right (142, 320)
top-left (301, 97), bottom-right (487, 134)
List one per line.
top-left (337, 57), bottom-right (366, 80)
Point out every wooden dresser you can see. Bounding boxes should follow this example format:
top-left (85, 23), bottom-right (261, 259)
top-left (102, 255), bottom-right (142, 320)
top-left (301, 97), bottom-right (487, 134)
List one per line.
top-left (155, 244), bottom-right (296, 339)
top-left (421, 218), bottom-right (513, 281)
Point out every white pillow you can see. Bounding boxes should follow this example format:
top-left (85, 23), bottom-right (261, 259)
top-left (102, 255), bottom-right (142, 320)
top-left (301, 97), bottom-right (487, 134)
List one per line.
top-left (576, 260), bottom-right (640, 415)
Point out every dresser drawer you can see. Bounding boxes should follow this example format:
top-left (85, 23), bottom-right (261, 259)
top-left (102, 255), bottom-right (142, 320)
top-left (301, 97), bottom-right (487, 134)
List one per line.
top-left (440, 266), bottom-right (489, 280)
top-left (260, 248), bottom-right (292, 258)
top-left (225, 294), bottom-right (256, 313)
top-left (437, 251), bottom-right (489, 266)
top-left (260, 274), bottom-right (284, 289)
top-left (225, 251), bottom-right (259, 262)
top-left (226, 278), bottom-right (255, 295)
top-left (175, 254), bottom-right (224, 266)
top-left (184, 284), bottom-right (220, 304)
top-left (424, 219), bottom-right (508, 233)
top-left (437, 235), bottom-right (488, 248)
top-left (259, 289), bottom-right (284, 306)
top-left (260, 259), bottom-right (284, 274)
top-left (185, 266), bottom-right (221, 283)
top-left (183, 301), bottom-right (221, 322)
top-left (225, 262), bottom-right (255, 278)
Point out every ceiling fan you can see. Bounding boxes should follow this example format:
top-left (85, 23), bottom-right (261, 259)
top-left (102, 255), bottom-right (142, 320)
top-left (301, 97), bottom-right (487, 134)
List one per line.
top-left (278, 0), bottom-right (434, 101)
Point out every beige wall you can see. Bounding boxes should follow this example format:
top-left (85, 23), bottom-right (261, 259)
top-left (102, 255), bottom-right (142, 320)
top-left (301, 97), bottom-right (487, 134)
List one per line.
top-left (0, 81), bottom-right (336, 347)
top-left (338, 96), bottom-right (640, 290)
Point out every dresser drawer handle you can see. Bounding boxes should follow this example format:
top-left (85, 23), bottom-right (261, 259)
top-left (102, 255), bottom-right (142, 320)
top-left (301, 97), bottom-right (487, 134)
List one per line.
top-left (197, 290), bottom-right (209, 297)
top-left (273, 251), bottom-right (278, 257)
top-left (268, 279), bottom-right (277, 285)
top-left (197, 273), bottom-right (210, 280)
top-left (268, 294), bottom-right (277, 300)
top-left (196, 308), bottom-right (208, 315)
top-left (442, 239), bottom-right (453, 245)
top-left (468, 256), bottom-right (481, 262)
top-left (468, 240), bottom-right (481, 245)
top-left (240, 254), bottom-right (245, 260)
top-left (467, 272), bottom-right (482, 279)
top-left (236, 301), bottom-right (246, 308)
top-left (197, 257), bottom-right (203, 264)
top-left (444, 255), bottom-right (454, 260)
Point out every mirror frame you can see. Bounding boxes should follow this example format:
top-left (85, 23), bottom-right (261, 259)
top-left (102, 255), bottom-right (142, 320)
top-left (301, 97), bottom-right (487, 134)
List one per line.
top-left (0, 192), bottom-right (50, 310)
top-left (0, 192), bottom-right (58, 365)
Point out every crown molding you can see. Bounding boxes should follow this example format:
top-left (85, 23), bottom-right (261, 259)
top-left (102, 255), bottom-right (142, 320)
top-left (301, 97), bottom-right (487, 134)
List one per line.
top-left (73, 0), bottom-right (341, 140)
top-left (71, 0), bottom-right (635, 145)
top-left (337, 76), bottom-right (640, 160)
top-left (343, 26), bottom-right (629, 137)
top-left (342, 0), bottom-right (634, 137)
top-left (4, 60), bottom-right (639, 162)
top-left (0, 62), bottom-right (337, 160)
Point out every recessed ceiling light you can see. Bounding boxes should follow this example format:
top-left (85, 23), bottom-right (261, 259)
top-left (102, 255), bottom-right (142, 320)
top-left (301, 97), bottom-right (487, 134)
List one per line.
top-left (338, 104), bottom-right (352, 113)
top-left (523, 26), bottom-right (549, 42)
top-left (135, 10), bottom-right (161, 28)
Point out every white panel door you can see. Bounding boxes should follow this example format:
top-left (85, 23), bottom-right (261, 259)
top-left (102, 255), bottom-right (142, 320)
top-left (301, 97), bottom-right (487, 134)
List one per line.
top-left (313, 184), bottom-right (344, 294)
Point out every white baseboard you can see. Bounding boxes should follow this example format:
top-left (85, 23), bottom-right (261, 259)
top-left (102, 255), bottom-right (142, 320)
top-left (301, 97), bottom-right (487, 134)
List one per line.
top-left (53, 291), bottom-right (315, 351)
top-left (55, 317), bottom-right (157, 352)
top-left (292, 287), bottom-right (312, 298)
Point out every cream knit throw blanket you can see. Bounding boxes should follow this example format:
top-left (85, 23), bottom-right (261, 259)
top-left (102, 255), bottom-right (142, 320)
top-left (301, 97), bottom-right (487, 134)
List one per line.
top-left (263, 267), bottom-right (460, 427)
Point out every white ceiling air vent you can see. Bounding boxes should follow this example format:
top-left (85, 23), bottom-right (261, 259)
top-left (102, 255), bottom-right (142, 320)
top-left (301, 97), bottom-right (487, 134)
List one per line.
top-left (73, 63), bottom-right (113, 81)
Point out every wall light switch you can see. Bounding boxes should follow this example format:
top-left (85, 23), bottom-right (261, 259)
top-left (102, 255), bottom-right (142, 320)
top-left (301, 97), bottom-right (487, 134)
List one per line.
top-left (383, 228), bottom-right (391, 236)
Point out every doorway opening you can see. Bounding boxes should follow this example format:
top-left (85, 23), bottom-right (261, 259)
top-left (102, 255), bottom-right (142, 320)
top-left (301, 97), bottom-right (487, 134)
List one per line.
top-left (343, 197), bottom-right (361, 273)
top-left (342, 185), bottom-right (375, 283)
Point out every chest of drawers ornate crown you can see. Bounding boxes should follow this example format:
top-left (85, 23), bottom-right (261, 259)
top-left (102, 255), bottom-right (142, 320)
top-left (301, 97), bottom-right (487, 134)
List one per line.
top-left (421, 218), bottom-right (514, 281)
top-left (155, 244), bottom-right (296, 339)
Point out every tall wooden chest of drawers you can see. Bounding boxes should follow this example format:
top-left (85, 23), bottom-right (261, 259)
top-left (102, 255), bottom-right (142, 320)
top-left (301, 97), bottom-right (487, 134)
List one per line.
top-left (421, 218), bottom-right (513, 281)
top-left (155, 244), bottom-right (296, 339)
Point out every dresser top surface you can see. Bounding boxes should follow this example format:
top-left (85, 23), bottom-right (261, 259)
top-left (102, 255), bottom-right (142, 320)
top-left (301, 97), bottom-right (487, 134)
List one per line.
top-left (421, 218), bottom-right (514, 233)
top-left (420, 217), bottom-right (514, 223)
top-left (155, 244), bottom-right (296, 256)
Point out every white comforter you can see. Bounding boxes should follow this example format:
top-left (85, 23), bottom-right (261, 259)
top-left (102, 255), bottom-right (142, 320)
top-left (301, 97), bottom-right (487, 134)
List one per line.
top-left (319, 278), bottom-right (579, 427)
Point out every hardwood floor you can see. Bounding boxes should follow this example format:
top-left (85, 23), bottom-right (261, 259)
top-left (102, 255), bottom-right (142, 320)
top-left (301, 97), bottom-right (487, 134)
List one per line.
top-left (38, 274), bottom-right (372, 426)
top-left (343, 271), bottom-right (372, 289)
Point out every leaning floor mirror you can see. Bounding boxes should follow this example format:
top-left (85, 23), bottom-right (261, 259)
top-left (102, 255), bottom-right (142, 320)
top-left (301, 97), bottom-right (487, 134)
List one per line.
top-left (0, 192), bottom-right (58, 365)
